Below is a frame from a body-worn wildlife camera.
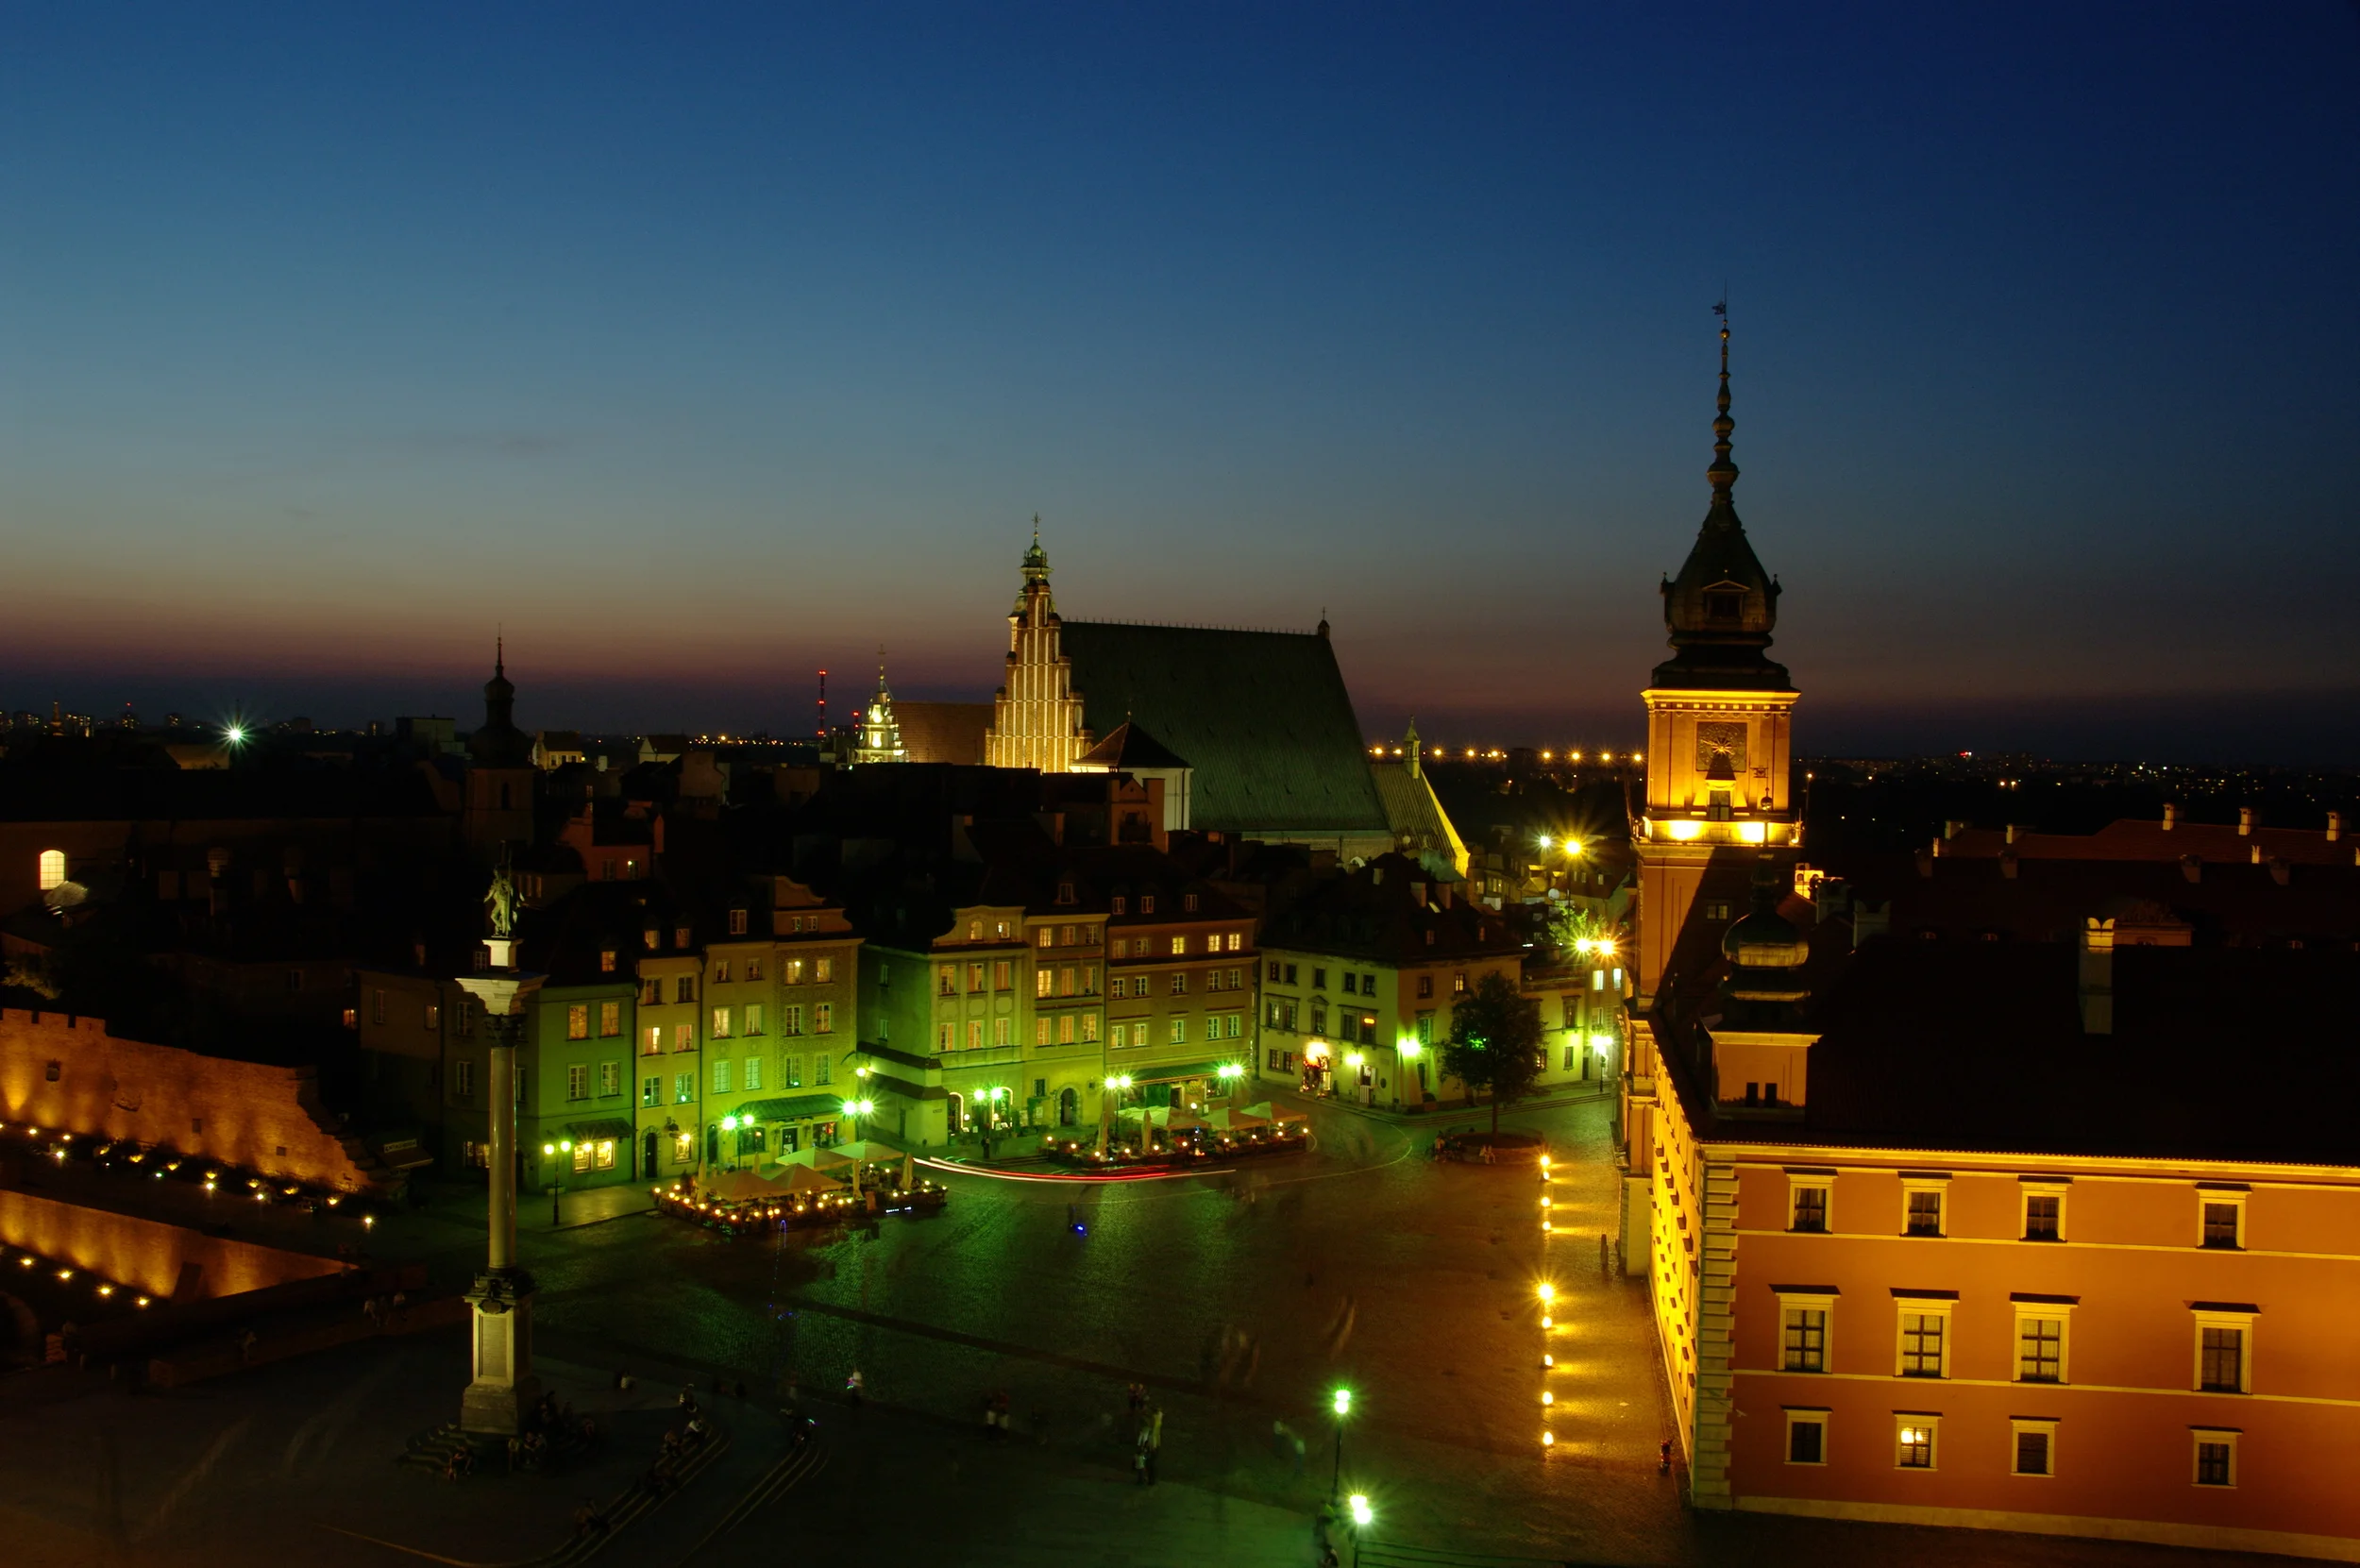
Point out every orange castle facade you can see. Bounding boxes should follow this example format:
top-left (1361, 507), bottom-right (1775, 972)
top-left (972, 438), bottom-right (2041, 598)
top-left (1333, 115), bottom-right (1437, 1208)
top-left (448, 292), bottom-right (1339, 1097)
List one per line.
top-left (1621, 333), bottom-right (2360, 1560)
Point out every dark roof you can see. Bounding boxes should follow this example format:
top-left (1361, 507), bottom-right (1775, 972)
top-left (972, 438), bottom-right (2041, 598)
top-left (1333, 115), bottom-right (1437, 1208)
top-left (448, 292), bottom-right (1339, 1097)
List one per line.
top-left (1261, 852), bottom-right (1526, 964)
top-left (0, 765), bottom-right (448, 822)
top-left (1838, 851), bottom-right (2360, 947)
top-left (894, 702), bottom-right (992, 765)
top-left (1058, 622), bottom-right (1385, 836)
top-left (1669, 939), bottom-right (2360, 1165)
top-left (1077, 721), bottom-right (1189, 771)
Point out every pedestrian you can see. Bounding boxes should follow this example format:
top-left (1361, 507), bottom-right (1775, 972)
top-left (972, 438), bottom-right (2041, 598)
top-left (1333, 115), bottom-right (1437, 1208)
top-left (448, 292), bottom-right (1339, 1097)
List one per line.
top-left (1660, 1437), bottom-right (1674, 1474)
top-left (1146, 1407), bottom-right (1163, 1485)
top-left (1133, 1425), bottom-right (1151, 1486)
top-left (845, 1367), bottom-right (866, 1407)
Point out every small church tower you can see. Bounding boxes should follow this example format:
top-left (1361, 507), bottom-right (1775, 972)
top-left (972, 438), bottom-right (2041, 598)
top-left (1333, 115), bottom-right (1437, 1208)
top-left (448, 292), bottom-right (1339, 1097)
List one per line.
top-left (464, 642), bottom-right (537, 855)
top-left (853, 652), bottom-right (908, 765)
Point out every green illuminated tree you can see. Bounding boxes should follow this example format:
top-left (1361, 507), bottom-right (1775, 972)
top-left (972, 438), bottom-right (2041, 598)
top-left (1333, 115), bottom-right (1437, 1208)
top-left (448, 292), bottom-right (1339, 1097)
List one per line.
top-left (1441, 971), bottom-right (1543, 1135)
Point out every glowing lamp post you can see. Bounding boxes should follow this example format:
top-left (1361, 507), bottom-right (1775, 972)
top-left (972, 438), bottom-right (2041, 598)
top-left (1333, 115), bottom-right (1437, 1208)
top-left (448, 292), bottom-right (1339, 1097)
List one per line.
top-left (1329, 1386), bottom-right (1354, 1500)
top-left (540, 1139), bottom-right (572, 1223)
top-left (1104, 1073), bottom-right (1134, 1150)
top-left (1217, 1062), bottom-right (1245, 1096)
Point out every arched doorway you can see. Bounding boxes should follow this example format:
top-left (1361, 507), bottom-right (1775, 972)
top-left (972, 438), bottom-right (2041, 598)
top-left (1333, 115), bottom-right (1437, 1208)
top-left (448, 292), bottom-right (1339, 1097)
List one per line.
top-left (704, 1124), bottom-right (719, 1165)
top-left (946, 1092), bottom-right (964, 1137)
top-left (1057, 1087), bottom-right (1077, 1127)
top-left (643, 1128), bottom-right (658, 1176)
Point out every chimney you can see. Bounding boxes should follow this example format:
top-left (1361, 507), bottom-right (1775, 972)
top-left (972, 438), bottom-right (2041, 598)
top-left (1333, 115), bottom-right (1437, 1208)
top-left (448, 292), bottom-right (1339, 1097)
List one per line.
top-left (2079, 919), bottom-right (2115, 1036)
top-left (2004, 823), bottom-right (2021, 844)
top-left (1851, 902), bottom-right (1890, 948)
top-left (2162, 802), bottom-right (2177, 832)
top-left (2250, 843), bottom-right (2262, 866)
top-left (1944, 819), bottom-right (1969, 840)
top-left (2330, 811), bottom-right (2344, 843)
top-left (2238, 806), bottom-right (2255, 836)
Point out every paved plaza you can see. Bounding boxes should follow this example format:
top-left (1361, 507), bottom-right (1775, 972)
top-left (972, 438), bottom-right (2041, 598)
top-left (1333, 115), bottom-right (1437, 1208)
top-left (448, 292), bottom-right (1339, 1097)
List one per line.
top-left (0, 1094), bottom-right (2301, 1567)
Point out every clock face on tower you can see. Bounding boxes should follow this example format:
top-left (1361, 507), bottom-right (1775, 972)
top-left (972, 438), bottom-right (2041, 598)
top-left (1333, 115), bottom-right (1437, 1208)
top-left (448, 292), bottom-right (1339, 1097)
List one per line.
top-left (1695, 721), bottom-right (1748, 777)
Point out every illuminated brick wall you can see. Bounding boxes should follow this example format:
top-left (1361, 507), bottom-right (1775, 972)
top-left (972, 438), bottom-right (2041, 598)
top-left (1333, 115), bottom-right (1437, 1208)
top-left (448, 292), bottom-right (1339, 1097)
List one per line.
top-left (0, 1009), bottom-right (375, 1189)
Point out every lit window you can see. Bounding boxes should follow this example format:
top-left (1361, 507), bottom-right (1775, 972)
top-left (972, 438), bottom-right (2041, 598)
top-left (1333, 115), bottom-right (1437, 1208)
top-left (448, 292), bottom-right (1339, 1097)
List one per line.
top-left (1037, 968), bottom-right (1054, 999)
top-left (1037, 927), bottom-right (1054, 950)
top-left (1227, 933), bottom-right (1242, 952)
top-left (712, 1006), bottom-right (733, 1039)
top-left (37, 850), bottom-right (66, 891)
top-left (814, 1003), bottom-right (832, 1033)
top-left (1896, 1420), bottom-right (1936, 1470)
top-left (599, 1001), bottom-right (621, 1037)
top-left (744, 1003), bottom-right (764, 1036)
top-left (566, 1005), bottom-right (590, 1040)
top-left (816, 957), bottom-right (834, 982)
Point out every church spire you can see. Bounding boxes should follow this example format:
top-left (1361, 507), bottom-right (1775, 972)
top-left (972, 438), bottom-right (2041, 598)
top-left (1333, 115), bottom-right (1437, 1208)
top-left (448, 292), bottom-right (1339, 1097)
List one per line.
top-left (1707, 312), bottom-right (1739, 514)
top-left (1653, 311), bottom-right (1787, 691)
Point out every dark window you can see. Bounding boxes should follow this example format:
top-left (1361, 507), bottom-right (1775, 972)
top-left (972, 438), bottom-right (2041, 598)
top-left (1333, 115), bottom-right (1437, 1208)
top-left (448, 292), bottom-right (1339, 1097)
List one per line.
top-left (2014, 1430), bottom-right (2051, 1476)
top-left (1703, 590), bottom-right (1744, 622)
top-left (1787, 1420), bottom-right (1824, 1464)
top-left (1791, 1187), bottom-right (1828, 1233)
top-left (2201, 1201), bottom-right (2241, 1248)
top-left (2196, 1441), bottom-right (2234, 1487)
top-left (1905, 1190), bottom-right (1944, 1237)
top-left (2025, 1195), bottom-right (2061, 1240)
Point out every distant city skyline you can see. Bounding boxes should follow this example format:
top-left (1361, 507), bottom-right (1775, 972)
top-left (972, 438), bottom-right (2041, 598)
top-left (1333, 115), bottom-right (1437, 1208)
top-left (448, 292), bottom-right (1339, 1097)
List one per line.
top-left (8, 7), bottom-right (2358, 761)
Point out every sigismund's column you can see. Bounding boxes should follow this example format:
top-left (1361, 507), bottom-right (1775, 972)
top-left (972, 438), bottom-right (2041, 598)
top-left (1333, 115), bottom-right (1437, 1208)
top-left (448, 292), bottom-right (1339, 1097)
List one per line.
top-left (454, 931), bottom-right (545, 1433)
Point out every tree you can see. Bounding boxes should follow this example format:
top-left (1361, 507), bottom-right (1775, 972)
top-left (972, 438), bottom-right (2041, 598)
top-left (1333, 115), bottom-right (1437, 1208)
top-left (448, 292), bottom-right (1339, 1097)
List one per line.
top-left (1441, 971), bottom-right (1544, 1135)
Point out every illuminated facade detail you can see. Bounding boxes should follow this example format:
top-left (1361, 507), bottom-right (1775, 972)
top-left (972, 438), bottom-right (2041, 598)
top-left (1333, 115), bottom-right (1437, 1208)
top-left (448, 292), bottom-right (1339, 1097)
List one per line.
top-left (982, 522), bottom-right (1089, 771)
top-left (853, 654), bottom-right (908, 765)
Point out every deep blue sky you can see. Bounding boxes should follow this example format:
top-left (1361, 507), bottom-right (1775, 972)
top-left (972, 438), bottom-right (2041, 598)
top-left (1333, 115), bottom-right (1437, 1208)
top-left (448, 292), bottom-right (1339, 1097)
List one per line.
top-left (6, 5), bottom-right (2357, 759)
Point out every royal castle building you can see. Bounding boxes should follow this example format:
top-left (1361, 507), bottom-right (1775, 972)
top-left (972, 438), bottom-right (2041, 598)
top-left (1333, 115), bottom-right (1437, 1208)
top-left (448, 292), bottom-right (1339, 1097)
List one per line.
top-left (1622, 331), bottom-right (2360, 1559)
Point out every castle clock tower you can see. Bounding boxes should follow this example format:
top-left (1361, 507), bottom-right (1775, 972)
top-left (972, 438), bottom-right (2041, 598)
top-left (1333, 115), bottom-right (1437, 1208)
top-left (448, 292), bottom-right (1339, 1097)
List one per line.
top-left (1631, 324), bottom-right (1800, 1007)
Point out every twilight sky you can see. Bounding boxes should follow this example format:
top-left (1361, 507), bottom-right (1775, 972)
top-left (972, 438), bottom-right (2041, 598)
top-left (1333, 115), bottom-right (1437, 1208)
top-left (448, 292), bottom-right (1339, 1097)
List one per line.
top-left (5, 5), bottom-right (2358, 760)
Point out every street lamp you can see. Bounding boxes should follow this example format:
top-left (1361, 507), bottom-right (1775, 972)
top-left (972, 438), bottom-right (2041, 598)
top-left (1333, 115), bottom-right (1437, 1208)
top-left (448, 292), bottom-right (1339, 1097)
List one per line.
top-left (1330, 1386), bottom-right (1354, 1499)
top-left (1538, 1281), bottom-right (1556, 1329)
top-left (540, 1140), bottom-right (572, 1224)
top-left (1347, 1493), bottom-right (1373, 1528)
top-left (1216, 1062), bottom-right (1244, 1095)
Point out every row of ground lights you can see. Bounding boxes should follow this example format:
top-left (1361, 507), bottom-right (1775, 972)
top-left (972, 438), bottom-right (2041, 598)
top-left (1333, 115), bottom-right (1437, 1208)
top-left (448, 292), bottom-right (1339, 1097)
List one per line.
top-left (0, 1244), bottom-right (153, 1308)
top-left (1540, 1151), bottom-right (1558, 1450)
top-left (0, 1124), bottom-right (374, 1230)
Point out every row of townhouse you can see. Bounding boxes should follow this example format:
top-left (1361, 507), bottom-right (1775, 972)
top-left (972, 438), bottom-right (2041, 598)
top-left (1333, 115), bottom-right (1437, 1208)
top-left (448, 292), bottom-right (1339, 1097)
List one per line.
top-left (1254, 851), bottom-right (1626, 1112)
top-left (356, 875), bottom-right (860, 1193)
top-left (358, 840), bottom-right (1621, 1189)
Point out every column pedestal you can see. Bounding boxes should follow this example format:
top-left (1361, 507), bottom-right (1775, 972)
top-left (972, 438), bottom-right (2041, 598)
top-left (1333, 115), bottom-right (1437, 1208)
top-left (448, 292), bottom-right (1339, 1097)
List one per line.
top-left (459, 1267), bottom-right (541, 1434)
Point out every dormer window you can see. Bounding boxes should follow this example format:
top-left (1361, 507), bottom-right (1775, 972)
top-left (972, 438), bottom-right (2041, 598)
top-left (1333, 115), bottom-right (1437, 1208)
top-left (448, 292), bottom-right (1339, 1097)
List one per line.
top-left (1704, 588), bottom-right (1745, 623)
top-left (1056, 882), bottom-right (1076, 905)
top-left (1183, 892), bottom-right (1199, 912)
top-left (1139, 895), bottom-right (1156, 915)
top-left (1111, 896), bottom-right (1127, 916)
